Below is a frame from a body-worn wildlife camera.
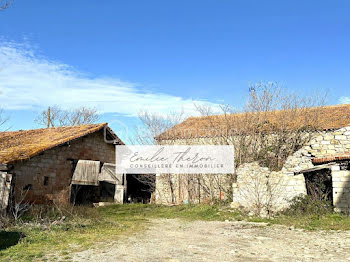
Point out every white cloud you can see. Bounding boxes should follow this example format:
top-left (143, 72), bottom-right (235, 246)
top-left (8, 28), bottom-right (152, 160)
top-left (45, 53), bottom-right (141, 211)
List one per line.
top-left (0, 41), bottom-right (220, 116)
top-left (339, 96), bottom-right (350, 104)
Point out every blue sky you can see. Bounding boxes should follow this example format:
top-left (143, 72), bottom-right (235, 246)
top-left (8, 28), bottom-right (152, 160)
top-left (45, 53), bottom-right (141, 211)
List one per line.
top-left (0, 0), bottom-right (349, 141)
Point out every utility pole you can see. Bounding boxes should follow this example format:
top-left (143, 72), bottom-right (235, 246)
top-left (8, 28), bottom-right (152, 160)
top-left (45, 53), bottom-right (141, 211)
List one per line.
top-left (47, 107), bottom-right (51, 128)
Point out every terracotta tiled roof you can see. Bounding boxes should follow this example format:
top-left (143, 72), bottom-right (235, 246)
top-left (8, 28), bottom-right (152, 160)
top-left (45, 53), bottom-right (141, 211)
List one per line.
top-left (157, 104), bottom-right (350, 140)
top-left (0, 123), bottom-right (122, 164)
top-left (312, 153), bottom-right (350, 164)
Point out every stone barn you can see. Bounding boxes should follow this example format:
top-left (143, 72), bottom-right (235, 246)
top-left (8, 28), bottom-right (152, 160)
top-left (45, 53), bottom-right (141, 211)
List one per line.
top-left (155, 104), bottom-right (350, 214)
top-left (0, 123), bottom-right (124, 210)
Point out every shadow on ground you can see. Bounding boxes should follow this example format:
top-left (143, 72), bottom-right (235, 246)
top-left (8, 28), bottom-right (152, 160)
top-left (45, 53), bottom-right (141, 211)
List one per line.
top-left (0, 231), bottom-right (24, 250)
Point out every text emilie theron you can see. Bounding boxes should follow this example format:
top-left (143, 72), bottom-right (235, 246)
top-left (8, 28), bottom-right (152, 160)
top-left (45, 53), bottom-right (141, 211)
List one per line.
top-left (129, 147), bottom-right (216, 164)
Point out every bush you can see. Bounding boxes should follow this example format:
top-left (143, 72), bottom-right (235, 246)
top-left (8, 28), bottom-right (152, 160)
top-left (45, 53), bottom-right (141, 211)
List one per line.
top-left (282, 195), bottom-right (333, 216)
top-left (4, 203), bottom-right (101, 227)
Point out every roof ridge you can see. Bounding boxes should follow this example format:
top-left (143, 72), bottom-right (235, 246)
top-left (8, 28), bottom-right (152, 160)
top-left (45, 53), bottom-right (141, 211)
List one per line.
top-left (0, 123), bottom-right (108, 134)
top-left (157, 104), bottom-right (350, 140)
top-left (186, 104), bottom-right (350, 120)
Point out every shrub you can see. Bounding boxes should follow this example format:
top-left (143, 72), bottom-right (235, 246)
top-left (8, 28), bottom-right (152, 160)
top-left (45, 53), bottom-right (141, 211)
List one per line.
top-left (282, 195), bottom-right (333, 216)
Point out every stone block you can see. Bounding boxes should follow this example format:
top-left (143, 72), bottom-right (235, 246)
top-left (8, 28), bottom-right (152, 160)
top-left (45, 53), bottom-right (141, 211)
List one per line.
top-left (324, 135), bottom-right (335, 140)
top-left (315, 136), bottom-right (323, 142)
top-left (331, 165), bottom-right (341, 171)
top-left (333, 181), bottom-right (348, 188)
top-left (331, 139), bottom-right (341, 145)
top-left (335, 135), bottom-right (347, 140)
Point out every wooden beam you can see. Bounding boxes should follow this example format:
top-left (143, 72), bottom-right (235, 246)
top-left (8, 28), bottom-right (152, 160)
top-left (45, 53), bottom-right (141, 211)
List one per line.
top-left (294, 163), bottom-right (334, 175)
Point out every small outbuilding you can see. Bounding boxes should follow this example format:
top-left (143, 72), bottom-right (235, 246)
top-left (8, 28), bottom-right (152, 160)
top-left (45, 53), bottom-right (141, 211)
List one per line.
top-left (0, 123), bottom-right (124, 210)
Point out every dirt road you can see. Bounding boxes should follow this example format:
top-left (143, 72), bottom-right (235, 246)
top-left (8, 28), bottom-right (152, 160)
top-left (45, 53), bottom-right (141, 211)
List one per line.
top-left (72, 219), bottom-right (350, 262)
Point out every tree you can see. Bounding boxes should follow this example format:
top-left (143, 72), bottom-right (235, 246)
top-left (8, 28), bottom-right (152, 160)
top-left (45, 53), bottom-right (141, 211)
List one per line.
top-left (150, 83), bottom-right (326, 204)
top-left (195, 82), bottom-right (326, 170)
top-left (132, 110), bottom-right (186, 145)
top-left (35, 106), bottom-right (100, 128)
top-left (192, 82), bottom-right (327, 210)
top-left (132, 83), bottom-right (327, 205)
top-left (130, 110), bottom-right (187, 203)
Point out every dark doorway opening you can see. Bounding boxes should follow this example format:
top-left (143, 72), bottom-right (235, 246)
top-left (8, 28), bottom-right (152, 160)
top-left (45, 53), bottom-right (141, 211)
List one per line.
top-left (126, 174), bottom-right (155, 203)
top-left (99, 181), bottom-right (116, 202)
top-left (70, 182), bottom-right (116, 205)
top-left (304, 168), bottom-right (333, 204)
top-left (70, 185), bottom-right (99, 205)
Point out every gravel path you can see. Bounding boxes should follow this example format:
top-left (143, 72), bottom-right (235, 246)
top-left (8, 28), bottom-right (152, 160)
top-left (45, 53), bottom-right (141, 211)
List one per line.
top-left (72, 219), bottom-right (350, 262)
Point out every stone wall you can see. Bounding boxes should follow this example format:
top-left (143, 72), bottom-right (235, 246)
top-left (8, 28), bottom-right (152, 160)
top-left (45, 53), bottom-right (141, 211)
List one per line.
top-left (308, 126), bottom-right (350, 157)
top-left (11, 129), bottom-right (115, 204)
top-left (233, 125), bottom-right (350, 213)
top-left (331, 165), bottom-right (350, 213)
top-left (0, 172), bottom-right (12, 211)
top-left (232, 163), bottom-right (306, 215)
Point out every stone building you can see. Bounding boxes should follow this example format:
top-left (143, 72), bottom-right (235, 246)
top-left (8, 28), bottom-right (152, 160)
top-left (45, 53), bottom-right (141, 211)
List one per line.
top-left (0, 123), bottom-right (124, 210)
top-left (155, 104), bottom-right (350, 214)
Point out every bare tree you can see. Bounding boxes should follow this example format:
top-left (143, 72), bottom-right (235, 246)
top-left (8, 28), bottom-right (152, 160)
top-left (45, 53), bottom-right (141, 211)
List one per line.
top-left (8, 189), bottom-right (31, 222)
top-left (0, 109), bottom-right (10, 131)
top-left (35, 106), bottom-right (100, 128)
top-left (195, 82), bottom-right (326, 170)
top-left (132, 110), bottom-right (186, 145)
top-left (130, 110), bottom-right (187, 204)
top-left (153, 82), bottom-right (326, 205)
top-left (132, 83), bottom-right (326, 205)
top-left (190, 82), bottom-right (327, 208)
top-left (242, 82), bottom-right (326, 170)
top-left (0, 0), bottom-right (12, 11)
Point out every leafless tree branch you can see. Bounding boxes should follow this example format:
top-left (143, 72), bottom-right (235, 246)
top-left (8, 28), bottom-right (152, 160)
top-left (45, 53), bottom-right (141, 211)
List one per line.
top-left (0, 109), bottom-right (10, 131)
top-left (35, 106), bottom-right (100, 127)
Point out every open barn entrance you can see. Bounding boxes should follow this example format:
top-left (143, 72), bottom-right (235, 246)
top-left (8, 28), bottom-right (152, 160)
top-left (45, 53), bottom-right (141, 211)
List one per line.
top-left (70, 160), bottom-right (123, 205)
top-left (70, 185), bottom-right (99, 205)
top-left (303, 168), bottom-right (333, 204)
top-left (70, 182), bottom-right (116, 205)
top-left (126, 174), bottom-right (155, 203)
top-left (99, 181), bottom-right (116, 202)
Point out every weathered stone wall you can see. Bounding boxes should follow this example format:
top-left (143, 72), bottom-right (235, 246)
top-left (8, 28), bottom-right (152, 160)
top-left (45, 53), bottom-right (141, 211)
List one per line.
top-left (232, 163), bottom-right (306, 215)
top-left (281, 126), bottom-right (350, 174)
top-left (331, 165), bottom-right (350, 213)
top-left (233, 125), bottom-right (350, 213)
top-left (11, 129), bottom-right (115, 204)
top-left (308, 126), bottom-right (350, 157)
top-left (0, 172), bottom-right (12, 211)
